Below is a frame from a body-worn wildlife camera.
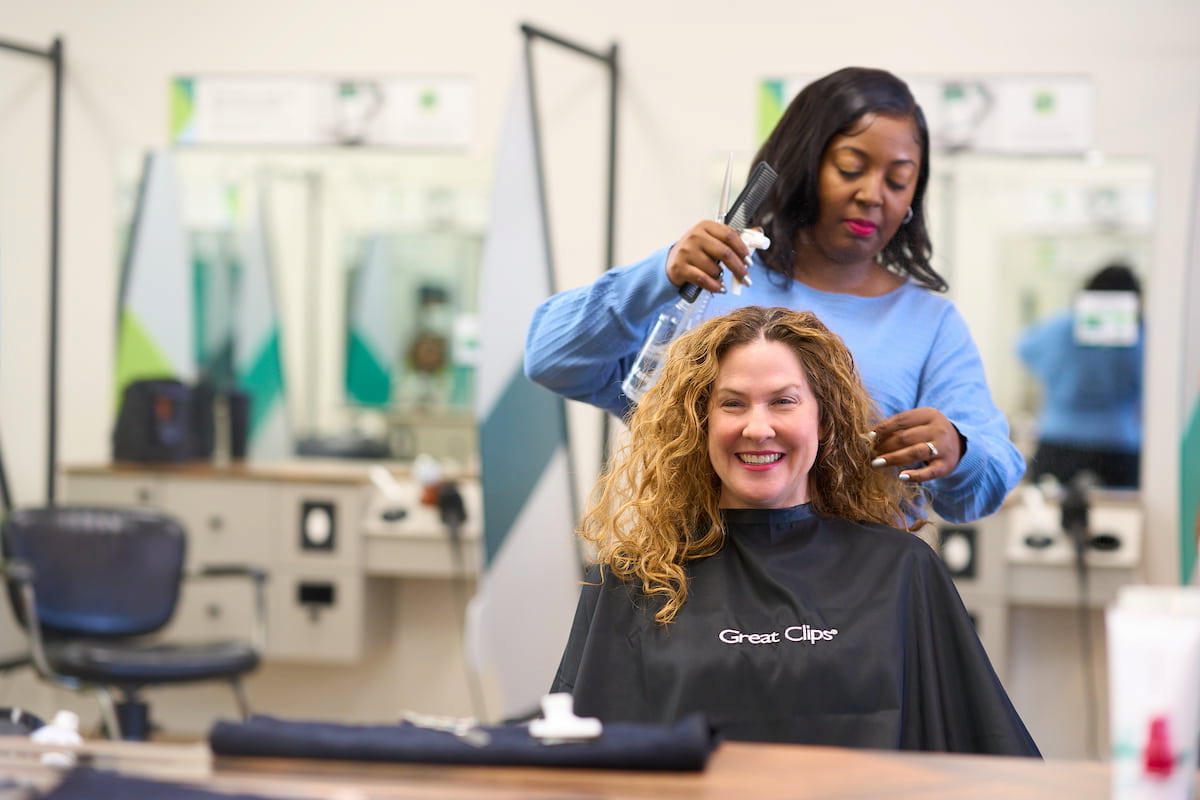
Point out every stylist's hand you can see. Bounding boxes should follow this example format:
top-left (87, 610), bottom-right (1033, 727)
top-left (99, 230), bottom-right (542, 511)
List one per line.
top-left (666, 221), bottom-right (751, 294)
top-left (870, 407), bottom-right (962, 483)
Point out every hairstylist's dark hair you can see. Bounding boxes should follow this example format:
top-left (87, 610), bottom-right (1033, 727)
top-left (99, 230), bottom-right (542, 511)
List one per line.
top-left (750, 66), bottom-right (946, 292)
top-left (1086, 262), bottom-right (1141, 295)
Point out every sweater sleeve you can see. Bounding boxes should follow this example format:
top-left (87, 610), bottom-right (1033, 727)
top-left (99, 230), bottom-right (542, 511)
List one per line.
top-left (525, 245), bottom-right (681, 418)
top-left (919, 306), bottom-right (1026, 522)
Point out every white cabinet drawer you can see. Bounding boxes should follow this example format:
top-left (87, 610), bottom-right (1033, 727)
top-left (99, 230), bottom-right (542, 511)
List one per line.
top-left (266, 566), bottom-right (364, 663)
top-left (167, 577), bottom-right (258, 644)
top-left (62, 474), bottom-right (162, 508)
top-left (161, 479), bottom-right (277, 567)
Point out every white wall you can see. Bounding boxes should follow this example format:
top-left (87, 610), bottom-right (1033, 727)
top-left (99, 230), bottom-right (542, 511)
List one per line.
top-left (1, 0), bottom-right (1198, 753)
top-left (2, 3), bottom-right (1197, 574)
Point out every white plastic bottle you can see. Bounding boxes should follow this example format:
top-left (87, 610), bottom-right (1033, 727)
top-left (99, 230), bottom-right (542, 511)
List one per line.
top-left (30, 709), bottom-right (84, 767)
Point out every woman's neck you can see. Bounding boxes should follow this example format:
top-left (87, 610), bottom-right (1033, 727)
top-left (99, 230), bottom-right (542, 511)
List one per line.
top-left (790, 250), bottom-right (904, 296)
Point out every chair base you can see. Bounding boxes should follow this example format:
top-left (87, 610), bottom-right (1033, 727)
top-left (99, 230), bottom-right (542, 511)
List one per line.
top-left (0, 654), bottom-right (31, 672)
top-left (116, 698), bottom-right (151, 741)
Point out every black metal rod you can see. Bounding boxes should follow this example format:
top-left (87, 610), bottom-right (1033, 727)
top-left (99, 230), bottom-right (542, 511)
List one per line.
top-left (0, 37), bottom-right (55, 60)
top-left (604, 44), bottom-right (619, 289)
top-left (522, 35), bottom-right (577, 523)
top-left (522, 36), bottom-right (557, 296)
top-left (46, 37), bottom-right (64, 506)
top-left (522, 36), bottom-right (580, 535)
top-left (0, 430), bottom-right (12, 513)
top-left (519, 24), bottom-right (620, 550)
top-left (519, 23), bottom-right (621, 498)
top-left (519, 23), bottom-right (616, 66)
top-left (0, 35), bottom-right (65, 508)
top-left (599, 43), bottom-right (620, 469)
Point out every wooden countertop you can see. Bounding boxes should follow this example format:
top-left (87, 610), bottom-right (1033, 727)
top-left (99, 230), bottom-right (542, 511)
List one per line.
top-left (0, 736), bottom-right (1136, 799)
top-left (63, 460), bottom-right (477, 486)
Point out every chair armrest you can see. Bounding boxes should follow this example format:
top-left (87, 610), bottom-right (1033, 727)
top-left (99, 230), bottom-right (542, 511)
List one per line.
top-left (0, 558), bottom-right (34, 584)
top-left (0, 558), bottom-right (74, 689)
top-left (0, 560), bottom-right (34, 673)
top-left (190, 564), bottom-right (268, 583)
top-left (185, 564), bottom-right (269, 655)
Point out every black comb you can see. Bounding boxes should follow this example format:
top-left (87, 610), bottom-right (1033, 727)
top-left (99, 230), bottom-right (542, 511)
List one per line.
top-left (680, 161), bottom-right (779, 302)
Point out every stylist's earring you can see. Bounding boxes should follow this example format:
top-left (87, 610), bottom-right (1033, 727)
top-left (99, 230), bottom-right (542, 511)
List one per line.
top-left (903, 207), bottom-right (914, 225)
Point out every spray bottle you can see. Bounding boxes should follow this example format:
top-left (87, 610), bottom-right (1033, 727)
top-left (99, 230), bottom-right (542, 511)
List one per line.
top-left (621, 161), bottom-right (778, 404)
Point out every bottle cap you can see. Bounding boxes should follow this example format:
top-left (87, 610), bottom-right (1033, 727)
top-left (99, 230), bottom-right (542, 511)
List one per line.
top-left (1143, 715), bottom-right (1174, 778)
top-left (50, 710), bottom-right (79, 733)
top-left (529, 693), bottom-right (602, 742)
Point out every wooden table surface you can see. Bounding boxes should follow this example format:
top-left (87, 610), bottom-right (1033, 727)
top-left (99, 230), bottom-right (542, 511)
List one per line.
top-left (0, 736), bottom-right (1141, 799)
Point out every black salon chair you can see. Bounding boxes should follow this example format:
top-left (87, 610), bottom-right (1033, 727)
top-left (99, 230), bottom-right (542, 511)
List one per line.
top-left (0, 506), bottom-right (267, 740)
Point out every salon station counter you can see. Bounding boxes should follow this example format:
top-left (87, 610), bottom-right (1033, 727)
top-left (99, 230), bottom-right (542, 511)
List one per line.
top-left (54, 461), bottom-right (489, 734)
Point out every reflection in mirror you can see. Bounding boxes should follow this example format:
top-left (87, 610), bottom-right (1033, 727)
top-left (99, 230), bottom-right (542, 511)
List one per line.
top-left (927, 154), bottom-right (1153, 489)
top-left (121, 150), bottom-right (488, 467)
top-left (1017, 262), bottom-right (1142, 489)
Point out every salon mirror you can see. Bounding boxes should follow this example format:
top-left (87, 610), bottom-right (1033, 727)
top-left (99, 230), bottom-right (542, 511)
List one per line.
top-left (925, 153), bottom-right (1153, 489)
top-left (118, 149), bottom-right (489, 467)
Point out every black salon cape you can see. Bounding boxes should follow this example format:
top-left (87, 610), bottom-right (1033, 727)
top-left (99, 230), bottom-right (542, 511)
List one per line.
top-left (551, 504), bottom-right (1040, 757)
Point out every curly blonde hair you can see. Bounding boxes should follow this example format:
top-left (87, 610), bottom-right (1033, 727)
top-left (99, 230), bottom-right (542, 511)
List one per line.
top-left (580, 306), bottom-right (924, 624)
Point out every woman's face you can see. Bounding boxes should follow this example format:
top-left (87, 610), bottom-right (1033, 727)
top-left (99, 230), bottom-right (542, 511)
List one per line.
top-left (807, 113), bottom-right (921, 267)
top-left (707, 338), bottom-right (820, 509)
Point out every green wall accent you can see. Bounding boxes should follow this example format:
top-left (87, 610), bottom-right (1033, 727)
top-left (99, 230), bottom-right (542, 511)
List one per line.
top-left (238, 328), bottom-right (285, 438)
top-left (169, 78), bottom-right (195, 142)
top-left (756, 79), bottom-right (787, 144)
top-left (114, 309), bottom-right (177, 405)
top-left (345, 331), bottom-right (392, 406)
top-left (479, 368), bottom-right (564, 566)
top-left (1182, 396), bottom-right (1200, 583)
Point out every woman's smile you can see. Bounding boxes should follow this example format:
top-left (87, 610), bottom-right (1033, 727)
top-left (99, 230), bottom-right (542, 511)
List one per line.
top-left (737, 451), bottom-right (785, 468)
top-left (708, 339), bottom-right (820, 509)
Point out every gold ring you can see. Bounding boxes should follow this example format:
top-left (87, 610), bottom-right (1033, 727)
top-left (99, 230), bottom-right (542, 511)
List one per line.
top-left (925, 441), bottom-right (938, 458)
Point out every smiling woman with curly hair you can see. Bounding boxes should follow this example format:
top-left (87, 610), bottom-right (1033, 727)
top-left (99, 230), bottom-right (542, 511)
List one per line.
top-left (551, 306), bottom-right (1039, 757)
top-left (581, 306), bottom-right (921, 625)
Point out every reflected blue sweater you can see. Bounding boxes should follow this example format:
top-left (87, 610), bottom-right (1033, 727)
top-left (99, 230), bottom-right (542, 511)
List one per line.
top-left (1017, 312), bottom-right (1142, 452)
top-left (525, 245), bottom-right (1024, 523)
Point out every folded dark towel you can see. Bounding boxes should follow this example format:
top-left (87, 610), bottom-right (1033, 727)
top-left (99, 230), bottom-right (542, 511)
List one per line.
top-left (209, 713), bottom-right (718, 771)
top-left (39, 767), bottom-right (282, 800)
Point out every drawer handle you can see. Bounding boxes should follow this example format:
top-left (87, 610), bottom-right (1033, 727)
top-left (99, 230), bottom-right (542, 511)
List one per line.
top-left (209, 516), bottom-right (224, 532)
top-left (298, 582), bottom-right (336, 623)
top-left (206, 604), bottom-right (222, 620)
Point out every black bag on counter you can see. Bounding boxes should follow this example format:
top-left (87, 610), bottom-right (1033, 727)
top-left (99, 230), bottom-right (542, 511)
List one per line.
top-left (112, 378), bottom-right (212, 462)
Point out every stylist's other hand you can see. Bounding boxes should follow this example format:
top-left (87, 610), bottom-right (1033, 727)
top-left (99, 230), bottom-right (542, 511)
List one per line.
top-left (666, 221), bottom-right (750, 294)
top-left (870, 407), bottom-right (962, 483)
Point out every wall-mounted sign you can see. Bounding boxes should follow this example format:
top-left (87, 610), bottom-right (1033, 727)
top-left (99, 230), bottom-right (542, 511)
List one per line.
top-left (1073, 290), bottom-right (1139, 347)
top-left (758, 75), bottom-right (1094, 155)
top-left (170, 76), bottom-right (473, 148)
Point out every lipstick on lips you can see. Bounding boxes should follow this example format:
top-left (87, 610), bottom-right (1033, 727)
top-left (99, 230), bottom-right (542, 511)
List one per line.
top-left (737, 452), bottom-right (783, 471)
top-left (845, 219), bottom-right (877, 237)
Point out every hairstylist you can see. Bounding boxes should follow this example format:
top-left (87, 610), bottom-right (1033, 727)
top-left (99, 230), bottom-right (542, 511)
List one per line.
top-left (524, 66), bottom-right (1024, 523)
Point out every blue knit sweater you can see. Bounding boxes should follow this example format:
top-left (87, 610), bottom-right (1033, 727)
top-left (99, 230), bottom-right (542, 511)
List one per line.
top-left (525, 244), bottom-right (1025, 523)
top-left (1017, 311), bottom-right (1142, 452)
